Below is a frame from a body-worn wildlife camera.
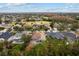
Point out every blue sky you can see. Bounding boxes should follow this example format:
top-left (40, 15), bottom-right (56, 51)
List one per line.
top-left (0, 3), bottom-right (79, 12)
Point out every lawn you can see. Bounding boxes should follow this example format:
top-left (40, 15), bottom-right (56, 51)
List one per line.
top-left (23, 21), bottom-right (51, 26)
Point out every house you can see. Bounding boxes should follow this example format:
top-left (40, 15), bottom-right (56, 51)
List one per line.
top-left (8, 33), bottom-right (22, 42)
top-left (62, 32), bottom-right (77, 44)
top-left (8, 32), bottom-right (27, 44)
top-left (44, 24), bottom-right (51, 30)
top-left (32, 24), bottom-right (40, 29)
top-left (52, 27), bottom-right (59, 32)
top-left (46, 32), bottom-right (64, 39)
top-left (0, 32), bottom-right (12, 40)
top-left (9, 31), bottom-right (32, 42)
top-left (22, 31), bottom-right (32, 35)
top-left (0, 29), bottom-right (10, 41)
top-left (0, 32), bottom-right (12, 41)
top-left (62, 32), bottom-right (77, 40)
top-left (30, 31), bottom-right (46, 45)
top-left (75, 32), bottom-right (79, 39)
top-left (53, 23), bottom-right (60, 28)
top-left (42, 17), bottom-right (49, 20)
top-left (34, 17), bottom-right (41, 21)
top-left (0, 32), bottom-right (3, 35)
top-left (46, 31), bottom-right (77, 41)
top-left (0, 23), bottom-right (11, 29)
top-left (26, 31), bottom-right (46, 51)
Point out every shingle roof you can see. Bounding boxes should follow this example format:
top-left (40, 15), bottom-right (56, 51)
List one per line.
top-left (62, 32), bottom-right (76, 40)
top-left (8, 33), bottom-right (22, 41)
top-left (46, 32), bottom-right (77, 40)
top-left (0, 32), bottom-right (12, 39)
top-left (46, 32), bottom-right (64, 39)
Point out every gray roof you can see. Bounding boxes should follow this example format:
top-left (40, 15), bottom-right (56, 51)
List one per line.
top-left (0, 32), bottom-right (2, 35)
top-left (0, 32), bottom-right (12, 39)
top-left (62, 32), bottom-right (76, 40)
top-left (8, 32), bottom-right (22, 41)
top-left (46, 32), bottom-right (64, 39)
top-left (46, 32), bottom-right (77, 40)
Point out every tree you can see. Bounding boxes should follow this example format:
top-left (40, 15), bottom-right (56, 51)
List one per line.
top-left (13, 26), bottom-right (24, 32)
top-left (0, 19), bottom-right (2, 24)
top-left (0, 27), bottom-right (5, 31)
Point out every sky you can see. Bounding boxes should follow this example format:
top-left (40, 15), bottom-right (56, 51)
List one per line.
top-left (0, 3), bottom-right (79, 12)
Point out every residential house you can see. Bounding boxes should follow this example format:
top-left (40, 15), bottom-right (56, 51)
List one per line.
top-left (8, 32), bottom-right (23, 44)
top-left (30, 31), bottom-right (46, 45)
top-left (26, 31), bottom-right (46, 51)
top-left (0, 32), bottom-right (12, 40)
top-left (46, 32), bottom-right (64, 39)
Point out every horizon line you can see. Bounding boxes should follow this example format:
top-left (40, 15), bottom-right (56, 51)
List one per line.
top-left (0, 12), bottom-right (79, 13)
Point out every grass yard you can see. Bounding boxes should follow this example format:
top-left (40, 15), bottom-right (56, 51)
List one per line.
top-left (24, 21), bottom-right (51, 26)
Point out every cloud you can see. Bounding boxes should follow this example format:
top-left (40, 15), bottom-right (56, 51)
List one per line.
top-left (0, 3), bottom-right (79, 12)
top-left (5, 3), bottom-right (25, 6)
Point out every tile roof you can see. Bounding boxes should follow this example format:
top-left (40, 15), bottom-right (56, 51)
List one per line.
top-left (31, 31), bottom-right (46, 42)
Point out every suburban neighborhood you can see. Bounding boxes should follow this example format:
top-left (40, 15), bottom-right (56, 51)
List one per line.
top-left (0, 13), bottom-right (79, 56)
